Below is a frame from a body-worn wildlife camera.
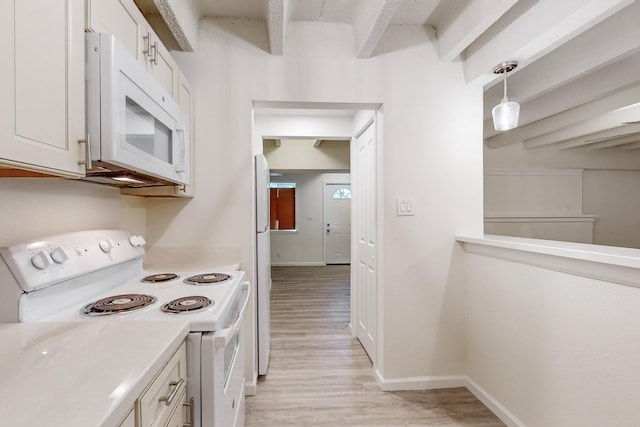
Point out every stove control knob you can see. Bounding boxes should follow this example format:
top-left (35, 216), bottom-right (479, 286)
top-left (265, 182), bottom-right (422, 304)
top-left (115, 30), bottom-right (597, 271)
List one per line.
top-left (129, 235), bottom-right (146, 247)
top-left (50, 247), bottom-right (69, 264)
top-left (31, 250), bottom-right (52, 269)
top-left (99, 239), bottom-right (114, 253)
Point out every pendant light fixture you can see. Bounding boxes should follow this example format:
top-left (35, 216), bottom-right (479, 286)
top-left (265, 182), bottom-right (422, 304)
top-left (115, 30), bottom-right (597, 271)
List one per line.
top-left (491, 61), bottom-right (520, 131)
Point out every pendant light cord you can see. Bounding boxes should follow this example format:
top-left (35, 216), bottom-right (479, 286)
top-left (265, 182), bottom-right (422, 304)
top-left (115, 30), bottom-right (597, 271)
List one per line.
top-left (502, 70), bottom-right (509, 103)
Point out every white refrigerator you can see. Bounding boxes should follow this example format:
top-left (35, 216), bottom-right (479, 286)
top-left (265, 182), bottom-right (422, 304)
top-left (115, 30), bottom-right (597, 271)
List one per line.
top-left (255, 154), bottom-right (271, 375)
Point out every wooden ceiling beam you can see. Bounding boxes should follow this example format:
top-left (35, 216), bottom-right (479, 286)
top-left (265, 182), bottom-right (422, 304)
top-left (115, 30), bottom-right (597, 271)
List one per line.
top-left (523, 103), bottom-right (640, 149)
top-left (464, 0), bottom-right (634, 86)
top-left (267, 0), bottom-right (287, 55)
top-left (353, 0), bottom-right (401, 58)
top-left (485, 83), bottom-right (640, 149)
top-left (555, 124), bottom-right (640, 150)
top-left (437, 0), bottom-right (517, 62)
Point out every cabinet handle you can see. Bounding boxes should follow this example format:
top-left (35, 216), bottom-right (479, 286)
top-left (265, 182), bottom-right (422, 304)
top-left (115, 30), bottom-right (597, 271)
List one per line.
top-left (159, 377), bottom-right (184, 406)
top-left (150, 41), bottom-right (158, 65)
top-left (182, 397), bottom-right (195, 427)
top-left (143, 32), bottom-right (151, 57)
top-left (77, 135), bottom-right (92, 170)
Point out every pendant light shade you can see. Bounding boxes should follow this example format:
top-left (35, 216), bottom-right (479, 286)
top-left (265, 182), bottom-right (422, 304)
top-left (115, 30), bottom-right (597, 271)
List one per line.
top-left (492, 100), bottom-right (520, 131)
top-left (492, 61), bottom-right (519, 131)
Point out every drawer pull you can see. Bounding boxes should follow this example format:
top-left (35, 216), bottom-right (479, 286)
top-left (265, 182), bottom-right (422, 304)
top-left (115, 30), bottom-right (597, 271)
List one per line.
top-left (183, 397), bottom-right (195, 427)
top-left (159, 377), bottom-right (185, 406)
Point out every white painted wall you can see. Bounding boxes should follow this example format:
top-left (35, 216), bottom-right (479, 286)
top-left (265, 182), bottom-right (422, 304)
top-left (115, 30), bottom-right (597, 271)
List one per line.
top-left (0, 179), bottom-right (146, 246)
top-left (484, 169), bottom-right (584, 217)
top-left (151, 19), bottom-right (483, 386)
top-left (464, 251), bottom-right (640, 426)
top-left (483, 169), bottom-right (596, 244)
top-left (583, 169), bottom-right (640, 249)
top-left (264, 139), bottom-right (349, 171)
top-left (270, 172), bottom-right (350, 266)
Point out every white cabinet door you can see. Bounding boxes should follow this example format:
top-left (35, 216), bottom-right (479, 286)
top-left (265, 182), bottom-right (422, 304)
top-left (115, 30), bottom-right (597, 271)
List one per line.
top-left (87, 0), bottom-right (148, 62)
top-left (87, 0), bottom-right (179, 98)
top-left (147, 30), bottom-right (180, 98)
top-left (0, 0), bottom-right (85, 177)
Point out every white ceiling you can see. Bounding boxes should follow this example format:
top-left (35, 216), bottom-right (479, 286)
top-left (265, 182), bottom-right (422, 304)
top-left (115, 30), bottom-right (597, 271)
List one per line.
top-left (188, 0), bottom-right (640, 153)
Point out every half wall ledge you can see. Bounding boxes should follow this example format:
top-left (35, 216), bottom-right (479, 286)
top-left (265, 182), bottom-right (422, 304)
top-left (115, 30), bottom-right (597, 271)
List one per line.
top-left (456, 234), bottom-right (640, 289)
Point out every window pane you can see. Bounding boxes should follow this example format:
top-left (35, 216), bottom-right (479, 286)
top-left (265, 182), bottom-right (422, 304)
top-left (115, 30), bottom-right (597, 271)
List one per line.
top-left (333, 188), bottom-right (351, 199)
top-left (269, 182), bottom-right (296, 189)
top-left (125, 97), bottom-right (172, 162)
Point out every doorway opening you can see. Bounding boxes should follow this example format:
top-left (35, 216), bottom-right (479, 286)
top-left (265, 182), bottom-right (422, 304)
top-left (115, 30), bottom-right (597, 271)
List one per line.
top-left (252, 101), bottom-right (382, 372)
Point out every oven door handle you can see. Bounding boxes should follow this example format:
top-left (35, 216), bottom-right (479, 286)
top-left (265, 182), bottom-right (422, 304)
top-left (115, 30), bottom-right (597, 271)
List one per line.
top-left (215, 281), bottom-right (251, 349)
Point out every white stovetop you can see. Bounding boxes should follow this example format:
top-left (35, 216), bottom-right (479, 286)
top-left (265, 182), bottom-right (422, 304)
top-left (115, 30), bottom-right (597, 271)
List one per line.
top-left (0, 321), bottom-right (189, 427)
top-left (24, 269), bottom-right (245, 331)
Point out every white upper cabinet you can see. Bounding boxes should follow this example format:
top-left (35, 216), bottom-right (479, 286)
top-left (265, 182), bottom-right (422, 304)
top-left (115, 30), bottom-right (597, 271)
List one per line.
top-left (0, 0), bottom-right (86, 177)
top-left (147, 32), bottom-right (180, 98)
top-left (86, 0), bottom-right (179, 98)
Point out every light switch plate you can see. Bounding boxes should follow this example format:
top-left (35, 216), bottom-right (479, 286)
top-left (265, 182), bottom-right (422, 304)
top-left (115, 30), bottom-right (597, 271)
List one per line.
top-left (396, 197), bottom-right (415, 216)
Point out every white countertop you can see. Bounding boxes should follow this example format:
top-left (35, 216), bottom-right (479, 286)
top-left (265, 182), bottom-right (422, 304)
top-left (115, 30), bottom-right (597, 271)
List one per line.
top-left (0, 321), bottom-right (189, 427)
top-left (457, 234), bottom-right (640, 288)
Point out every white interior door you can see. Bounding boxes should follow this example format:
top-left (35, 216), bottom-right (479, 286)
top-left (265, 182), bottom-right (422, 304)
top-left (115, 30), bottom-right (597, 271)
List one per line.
top-left (325, 183), bottom-right (352, 264)
top-left (353, 116), bottom-right (377, 363)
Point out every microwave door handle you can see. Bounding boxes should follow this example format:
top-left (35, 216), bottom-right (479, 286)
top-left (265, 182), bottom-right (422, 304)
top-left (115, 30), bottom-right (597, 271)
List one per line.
top-left (214, 282), bottom-right (251, 349)
top-left (175, 124), bottom-right (187, 173)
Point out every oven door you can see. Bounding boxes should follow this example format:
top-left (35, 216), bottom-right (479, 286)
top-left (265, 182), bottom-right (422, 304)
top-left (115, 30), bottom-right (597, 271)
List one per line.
top-left (200, 282), bottom-right (250, 427)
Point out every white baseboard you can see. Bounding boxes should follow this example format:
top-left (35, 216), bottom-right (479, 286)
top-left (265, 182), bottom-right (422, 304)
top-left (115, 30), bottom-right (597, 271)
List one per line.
top-left (464, 377), bottom-right (525, 427)
top-left (374, 369), bottom-right (466, 391)
top-left (374, 371), bottom-right (524, 427)
top-left (271, 262), bottom-right (325, 267)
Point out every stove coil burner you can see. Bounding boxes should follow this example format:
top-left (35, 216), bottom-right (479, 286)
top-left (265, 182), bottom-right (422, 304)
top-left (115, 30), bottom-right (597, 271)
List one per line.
top-left (141, 273), bottom-right (179, 283)
top-left (184, 273), bottom-right (232, 286)
top-left (81, 294), bottom-right (157, 316)
top-left (162, 296), bottom-right (213, 314)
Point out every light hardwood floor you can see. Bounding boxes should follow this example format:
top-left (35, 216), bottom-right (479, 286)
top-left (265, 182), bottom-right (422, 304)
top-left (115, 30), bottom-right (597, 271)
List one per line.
top-left (245, 265), bottom-right (505, 426)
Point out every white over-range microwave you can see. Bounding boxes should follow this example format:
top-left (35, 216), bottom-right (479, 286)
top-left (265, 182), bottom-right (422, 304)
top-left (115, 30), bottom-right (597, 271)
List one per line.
top-left (84, 33), bottom-right (189, 187)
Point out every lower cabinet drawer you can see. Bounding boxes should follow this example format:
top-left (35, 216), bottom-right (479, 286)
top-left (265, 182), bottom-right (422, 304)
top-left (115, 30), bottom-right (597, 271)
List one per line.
top-left (119, 409), bottom-right (135, 427)
top-left (164, 389), bottom-right (187, 427)
top-left (137, 342), bottom-right (187, 427)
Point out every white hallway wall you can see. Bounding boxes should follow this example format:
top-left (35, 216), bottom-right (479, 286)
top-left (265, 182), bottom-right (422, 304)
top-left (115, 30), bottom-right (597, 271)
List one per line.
top-left (264, 139), bottom-right (350, 171)
top-left (146, 19), bottom-right (483, 384)
top-left (583, 169), bottom-right (640, 249)
top-left (270, 172), bottom-right (350, 266)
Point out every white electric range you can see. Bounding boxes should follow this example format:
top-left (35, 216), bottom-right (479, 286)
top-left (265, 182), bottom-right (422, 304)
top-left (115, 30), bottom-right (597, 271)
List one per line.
top-left (0, 229), bottom-right (248, 427)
